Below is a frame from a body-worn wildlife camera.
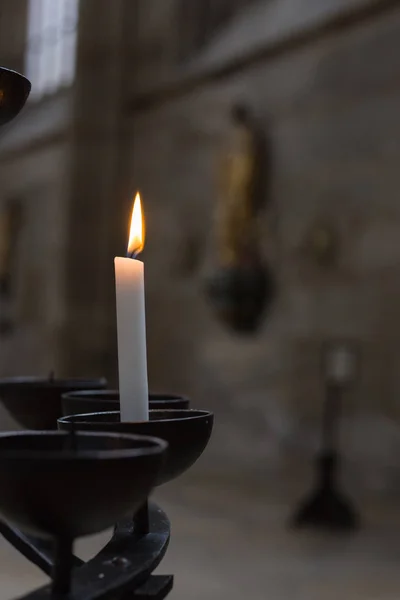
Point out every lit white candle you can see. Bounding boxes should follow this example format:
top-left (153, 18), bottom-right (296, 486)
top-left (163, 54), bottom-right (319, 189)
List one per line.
top-left (115, 193), bottom-right (149, 421)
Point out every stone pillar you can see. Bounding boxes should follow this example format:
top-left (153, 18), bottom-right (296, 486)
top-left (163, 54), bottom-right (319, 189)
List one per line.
top-left (60, 0), bottom-right (132, 381)
top-left (0, 0), bottom-right (27, 73)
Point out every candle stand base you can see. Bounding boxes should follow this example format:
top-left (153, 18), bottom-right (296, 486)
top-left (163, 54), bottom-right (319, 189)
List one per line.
top-left (0, 430), bottom-right (170, 599)
top-left (1, 503), bottom-right (172, 600)
top-left (0, 403), bottom-right (213, 599)
top-left (290, 452), bottom-right (359, 531)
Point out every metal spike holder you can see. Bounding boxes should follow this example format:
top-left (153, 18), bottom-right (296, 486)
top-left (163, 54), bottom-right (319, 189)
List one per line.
top-left (0, 68), bottom-right (214, 599)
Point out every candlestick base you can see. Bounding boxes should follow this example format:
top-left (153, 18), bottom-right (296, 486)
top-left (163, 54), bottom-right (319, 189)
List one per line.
top-left (290, 453), bottom-right (359, 531)
top-left (0, 503), bottom-right (172, 599)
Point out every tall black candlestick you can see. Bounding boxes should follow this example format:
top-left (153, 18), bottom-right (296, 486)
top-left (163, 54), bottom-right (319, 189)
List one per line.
top-left (290, 342), bottom-right (360, 531)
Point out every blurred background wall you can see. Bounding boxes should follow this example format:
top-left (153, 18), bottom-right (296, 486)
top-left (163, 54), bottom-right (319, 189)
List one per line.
top-left (1, 0), bottom-right (400, 494)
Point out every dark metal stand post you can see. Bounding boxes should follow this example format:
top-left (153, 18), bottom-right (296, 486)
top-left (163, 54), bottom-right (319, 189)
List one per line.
top-left (52, 537), bottom-right (74, 597)
top-left (291, 383), bottom-right (359, 531)
top-left (133, 500), bottom-right (150, 535)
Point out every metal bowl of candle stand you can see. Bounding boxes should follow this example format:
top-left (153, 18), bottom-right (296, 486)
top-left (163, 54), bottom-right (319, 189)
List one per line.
top-left (0, 376), bottom-right (107, 430)
top-left (0, 430), bottom-right (167, 539)
top-left (0, 67), bottom-right (31, 128)
top-left (58, 409), bottom-right (213, 485)
top-left (62, 390), bottom-right (190, 416)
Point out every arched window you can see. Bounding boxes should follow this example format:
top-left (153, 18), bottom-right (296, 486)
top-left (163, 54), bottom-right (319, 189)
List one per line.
top-left (25, 0), bottom-right (79, 99)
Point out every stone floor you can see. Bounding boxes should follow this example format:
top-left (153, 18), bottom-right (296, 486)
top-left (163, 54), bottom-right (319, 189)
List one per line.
top-left (1, 474), bottom-right (400, 599)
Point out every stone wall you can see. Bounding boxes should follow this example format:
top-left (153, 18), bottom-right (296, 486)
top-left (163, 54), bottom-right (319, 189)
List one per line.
top-left (128, 0), bottom-right (400, 492)
top-left (0, 94), bottom-right (71, 376)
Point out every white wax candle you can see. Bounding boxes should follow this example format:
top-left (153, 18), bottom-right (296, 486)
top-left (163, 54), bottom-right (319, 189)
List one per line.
top-left (114, 194), bottom-right (149, 421)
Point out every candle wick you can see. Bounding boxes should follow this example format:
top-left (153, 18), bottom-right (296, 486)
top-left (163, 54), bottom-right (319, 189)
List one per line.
top-left (126, 250), bottom-right (139, 260)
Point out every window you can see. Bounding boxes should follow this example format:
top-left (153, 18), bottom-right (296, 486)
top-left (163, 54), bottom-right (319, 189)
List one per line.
top-left (25, 0), bottom-right (79, 99)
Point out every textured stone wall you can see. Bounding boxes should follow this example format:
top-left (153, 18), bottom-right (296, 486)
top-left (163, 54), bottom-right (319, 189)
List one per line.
top-left (128, 1), bottom-right (400, 492)
top-left (0, 138), bottom-right (70, 376)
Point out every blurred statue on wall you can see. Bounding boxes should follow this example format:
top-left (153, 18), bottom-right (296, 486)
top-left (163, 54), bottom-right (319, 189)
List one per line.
top-left (206, 104), bottom-right (275, 333)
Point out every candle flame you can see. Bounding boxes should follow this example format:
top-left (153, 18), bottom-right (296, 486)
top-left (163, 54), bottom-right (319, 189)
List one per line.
top-left (127, 193), bottom-right (145, 256)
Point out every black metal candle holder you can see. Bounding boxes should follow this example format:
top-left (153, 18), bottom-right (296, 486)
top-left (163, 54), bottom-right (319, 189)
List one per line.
top-left (61, 390), bottom-right (190, 417)
top-left (0, 68), bottom-right (31, 127)
top-left (0, 430), bottom-right (168, 598)
top-left (0, 376), bottom-right (107, 430)
top-left (0, 404), bottom-right (213, 599)
top-left (58, 409), bottom-right (214, 486)
top-left (290, 342), bottom-right (360, 531)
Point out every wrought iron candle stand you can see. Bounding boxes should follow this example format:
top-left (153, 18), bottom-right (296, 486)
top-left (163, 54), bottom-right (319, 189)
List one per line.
top-left (0, 354), bottom-right (213, 597)
top-left (0, 406), bottom-right (213, 599)
top-left (0, 67), bottom-right (214, 599)
top-left (0, 429), bottom-right (171, 600)
top-left (0, 378), bottom-right (213, 598)
top-left (290, 341), bottom-right (360, 531)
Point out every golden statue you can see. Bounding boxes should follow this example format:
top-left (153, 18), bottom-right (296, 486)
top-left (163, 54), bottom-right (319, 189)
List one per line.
top-left (216, 105), bottom-right (263, 266)
top-left (206, 105), bottom-right (274, 333)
